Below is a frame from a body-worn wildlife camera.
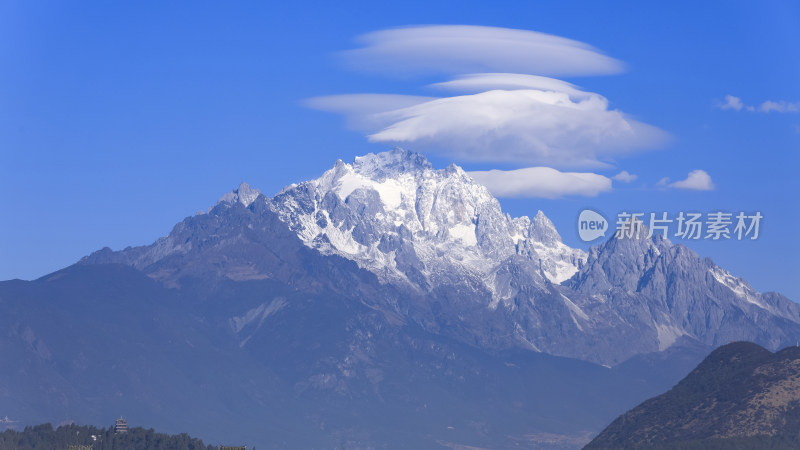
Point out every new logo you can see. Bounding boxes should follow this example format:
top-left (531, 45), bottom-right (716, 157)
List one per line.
top-left (578, 209), bottom-right (608, 242)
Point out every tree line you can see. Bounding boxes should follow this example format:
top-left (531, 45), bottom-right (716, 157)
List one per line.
top-left (0, 423), bottom-right (251, 450)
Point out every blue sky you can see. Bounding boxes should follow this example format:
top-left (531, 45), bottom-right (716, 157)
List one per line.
top-left (1, 1), bottom-right (799, 298)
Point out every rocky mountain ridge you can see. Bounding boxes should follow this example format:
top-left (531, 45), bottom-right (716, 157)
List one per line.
top-left (81, 149), bottom-right (800, 366)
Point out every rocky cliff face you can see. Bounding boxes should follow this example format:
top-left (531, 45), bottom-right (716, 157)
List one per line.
top-left (566, 226), bottom-right (800, 356)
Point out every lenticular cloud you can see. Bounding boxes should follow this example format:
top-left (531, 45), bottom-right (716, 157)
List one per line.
top-left (312, 87), bottom-right (667, 168)
top-left (341, 25), bottom-right (624, 77)
top-left (309, 24), bottom-right (668, 192)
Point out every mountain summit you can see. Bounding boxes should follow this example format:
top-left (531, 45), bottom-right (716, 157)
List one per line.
top-left (218, 181), bottom-right (261, 207)
top-left (271, 148), bottom-right (584, 292)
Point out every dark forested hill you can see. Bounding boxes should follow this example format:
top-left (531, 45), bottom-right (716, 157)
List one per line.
top-left (586, 341), bottom-right (800, 449)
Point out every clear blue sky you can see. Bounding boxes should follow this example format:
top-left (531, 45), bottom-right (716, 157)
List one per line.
top-left (2, 1), bottom-right (799, 299)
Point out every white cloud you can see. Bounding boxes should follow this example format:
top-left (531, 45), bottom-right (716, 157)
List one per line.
top-left (467, 167), bottom-right (612, 199)
top-left (668, 170), bottom-right (715, 191)
top-left (717, 95), bottom-right (800, 114)
top-left (311, 88), bottom-right (667, 168)
top-left (612, 170), bottom-right (637, 183)
top-left (341, 25), bottom-right (624, 77)
top-left (718, 95), bottom-right (744, 111)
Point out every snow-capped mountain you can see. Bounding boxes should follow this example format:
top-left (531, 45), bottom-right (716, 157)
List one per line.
top-left (270, 148), bottom-right (584, 295)
top-left (80, 148), bottom-right (800, 366)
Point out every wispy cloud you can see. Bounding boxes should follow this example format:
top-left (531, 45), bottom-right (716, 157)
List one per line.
top-left (759, 100), bottom-right (800, 113)
top-left (661, 170), bottom-right (715, 191)
top-left (306, 94), bottom-right (433, 131)
top-left (341, 25), bottom-right (624, 77)
top-left (612, 170), bottom-right (637, 183)
top-left (716, 95), bottom-right (800, 114)
top-left (718, 94), bottom-right (744, 111)
top-left (467, 167), bottom-right (612, 198)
